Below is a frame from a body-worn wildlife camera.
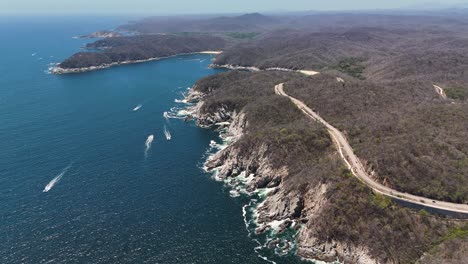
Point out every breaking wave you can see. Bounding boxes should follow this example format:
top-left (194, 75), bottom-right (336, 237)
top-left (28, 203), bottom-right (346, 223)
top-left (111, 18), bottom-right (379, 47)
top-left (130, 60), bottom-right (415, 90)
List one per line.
top-left (163, 111), bottom-right (170, 120)
top-left (201, 127), bottom-right (316, 263)
top-left (46, 62), bottom-right (59, 74)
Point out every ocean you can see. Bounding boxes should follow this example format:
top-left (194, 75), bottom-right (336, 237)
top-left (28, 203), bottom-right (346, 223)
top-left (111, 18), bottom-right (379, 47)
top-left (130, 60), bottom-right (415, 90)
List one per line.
top-left (0, 16), bottom-right (306, 263)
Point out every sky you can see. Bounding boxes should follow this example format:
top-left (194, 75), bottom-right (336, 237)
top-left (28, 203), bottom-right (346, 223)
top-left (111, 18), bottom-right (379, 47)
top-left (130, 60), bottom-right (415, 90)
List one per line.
top-left (1, 0), bottom-right (468, 15)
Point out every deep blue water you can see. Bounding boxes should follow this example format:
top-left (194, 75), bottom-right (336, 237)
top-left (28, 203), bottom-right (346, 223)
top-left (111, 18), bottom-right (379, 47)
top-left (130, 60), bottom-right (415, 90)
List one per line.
top-left (0, 17), bottom-right (304, 264)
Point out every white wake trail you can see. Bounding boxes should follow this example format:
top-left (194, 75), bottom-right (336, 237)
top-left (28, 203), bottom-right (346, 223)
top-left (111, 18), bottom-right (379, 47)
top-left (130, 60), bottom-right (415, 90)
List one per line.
top-left (43, 163), bottom-right (73, 193)
top-left (133, 104), bottom-right (143, 111)
top-left (145, 135), bottom-right (154, 157)
top-left (164, 126), bottom-right (172, 140)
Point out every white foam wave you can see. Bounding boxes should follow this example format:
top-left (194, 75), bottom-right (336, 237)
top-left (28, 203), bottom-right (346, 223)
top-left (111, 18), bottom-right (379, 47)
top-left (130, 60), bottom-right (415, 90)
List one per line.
top-left (230, 190), bottom-right (241, 197)
top-left (43, 163), bottom-right (73, 192)
top-left (209, 140), bottom-right (217, 148)
top-left (32, 53), bottom-right (37, 57)
top-left (45, 63), bottom-right (60, 75)
top-left (133, 104), bottom-right (142, 111)
top-left (242, 202), bottom-right (277, 264)
top-left (163, 111), bottom-right (171, 120)
top-left (177, 109), bottom-right (192, 116)
top-left (145, 135), bottom-right (154, 157)
top-left (163, 108), bottom-right (186, 120)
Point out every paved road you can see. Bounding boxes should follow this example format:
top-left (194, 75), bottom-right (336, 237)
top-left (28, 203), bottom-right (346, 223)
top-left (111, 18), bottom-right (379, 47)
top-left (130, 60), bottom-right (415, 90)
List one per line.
top-left (275, 83), bottom-right (468, 215)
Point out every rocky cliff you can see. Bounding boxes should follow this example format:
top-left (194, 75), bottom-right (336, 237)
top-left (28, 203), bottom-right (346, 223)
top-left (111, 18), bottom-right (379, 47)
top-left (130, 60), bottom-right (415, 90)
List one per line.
top-left (183, 70), bottom-right (462, 263)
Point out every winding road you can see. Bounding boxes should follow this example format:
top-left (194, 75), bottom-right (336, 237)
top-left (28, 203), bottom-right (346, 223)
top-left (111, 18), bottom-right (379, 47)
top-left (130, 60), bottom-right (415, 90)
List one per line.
top-left (275, 83), bottom-right (468, 216)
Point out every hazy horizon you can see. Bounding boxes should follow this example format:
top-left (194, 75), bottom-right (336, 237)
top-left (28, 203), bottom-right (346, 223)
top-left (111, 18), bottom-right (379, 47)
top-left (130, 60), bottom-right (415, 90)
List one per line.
top-left (2, 0), bottom-right (468, 15)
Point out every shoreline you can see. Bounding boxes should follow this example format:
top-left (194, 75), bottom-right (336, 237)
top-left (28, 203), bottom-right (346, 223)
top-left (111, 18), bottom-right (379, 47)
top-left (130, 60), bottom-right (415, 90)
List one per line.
top-left (177, 86), bottom-right (340, 264)
top-left (51, 51), bottom-right (224, 74)
top-left (211, 64), bottom-right (319, 76)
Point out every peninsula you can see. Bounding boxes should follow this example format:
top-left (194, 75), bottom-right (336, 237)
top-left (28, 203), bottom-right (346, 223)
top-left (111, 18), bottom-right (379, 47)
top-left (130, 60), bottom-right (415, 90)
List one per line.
top-left (53, 34), bottom-right (226, 73)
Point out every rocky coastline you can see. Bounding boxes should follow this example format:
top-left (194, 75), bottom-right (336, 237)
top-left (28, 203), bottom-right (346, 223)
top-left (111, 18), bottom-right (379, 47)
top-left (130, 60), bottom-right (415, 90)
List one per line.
top-left (79, 30), bottom-right (123, 39)
top-left (182, 83), bottom-right (378, 264)
top-left (51, 57), bottom-right (164, 74)
top-left (51, 51), bottom-right (222, 74)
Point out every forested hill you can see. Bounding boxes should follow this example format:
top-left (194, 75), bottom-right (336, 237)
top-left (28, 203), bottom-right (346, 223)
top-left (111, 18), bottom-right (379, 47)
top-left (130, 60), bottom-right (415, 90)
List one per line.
top-left (214, 26), bottom-right (468, 84)
top-left (118, 13), bottom-right (280, 33)
top-left (58, 34), bottom-right (226, 70)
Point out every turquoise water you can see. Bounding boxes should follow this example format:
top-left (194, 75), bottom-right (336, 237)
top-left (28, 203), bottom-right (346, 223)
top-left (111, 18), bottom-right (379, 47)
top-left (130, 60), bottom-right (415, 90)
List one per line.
top-left (0, 17), bottom-right (304, 263)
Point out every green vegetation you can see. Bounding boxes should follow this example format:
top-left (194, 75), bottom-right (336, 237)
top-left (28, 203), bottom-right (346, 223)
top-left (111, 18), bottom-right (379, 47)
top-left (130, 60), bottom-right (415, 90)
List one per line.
top-left (372, 193), bottom-right (393, 209)
top-left (419, 209), bottom-right (430, 216)
top-left (442, 225), bottom-right (468, 241)
top-left (417, 225), bottom-right (468, 264)
top-left (445, 86), bottom-right (468, 100)
top-left (225, 32), bottom-right (260, 40)
top-left (341, 168), bottom-right (353, 178)
top-left (333, 58), bottom-right (366, 80)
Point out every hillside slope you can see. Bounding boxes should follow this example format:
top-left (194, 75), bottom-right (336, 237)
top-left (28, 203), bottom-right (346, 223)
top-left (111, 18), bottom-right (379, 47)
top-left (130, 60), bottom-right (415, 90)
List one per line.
top-left (188, 70), bottom-right (465, 263)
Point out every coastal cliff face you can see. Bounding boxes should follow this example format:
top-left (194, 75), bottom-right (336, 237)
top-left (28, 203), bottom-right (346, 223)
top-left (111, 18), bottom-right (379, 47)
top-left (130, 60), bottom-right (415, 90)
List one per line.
top-left (190, 102), bottom-right (377, 263)
top-left (184, 70), bottom-right (461, 263)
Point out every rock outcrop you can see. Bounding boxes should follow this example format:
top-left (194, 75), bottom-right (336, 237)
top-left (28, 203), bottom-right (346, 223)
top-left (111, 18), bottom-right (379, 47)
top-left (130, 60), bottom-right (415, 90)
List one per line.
top-left (185, 83), bottom-right (380, 263)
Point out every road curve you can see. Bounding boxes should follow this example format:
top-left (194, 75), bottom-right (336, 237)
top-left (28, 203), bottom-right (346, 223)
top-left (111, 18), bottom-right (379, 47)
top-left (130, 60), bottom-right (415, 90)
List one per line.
top-left (275, 83), bottom-right (468, 215)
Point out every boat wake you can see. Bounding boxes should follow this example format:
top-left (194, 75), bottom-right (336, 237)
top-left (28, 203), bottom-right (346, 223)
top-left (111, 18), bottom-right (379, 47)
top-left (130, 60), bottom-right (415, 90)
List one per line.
top-left (43, 163), bottom-right (73, 193)
top-left (145, 135), bottom-right (154, 157)
top-left (164, 126), bottom-right (172, 140)
top-left (133, 104), bottom-right (143, 111)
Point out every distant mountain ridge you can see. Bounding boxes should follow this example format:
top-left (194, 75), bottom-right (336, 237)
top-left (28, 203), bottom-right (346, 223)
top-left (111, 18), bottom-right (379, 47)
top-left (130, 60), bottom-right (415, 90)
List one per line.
top-left (404, 1), bottom-right (468, 10)
top-left (118, 13), bottom-right (281, 33)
